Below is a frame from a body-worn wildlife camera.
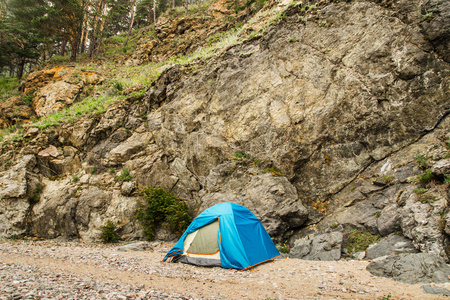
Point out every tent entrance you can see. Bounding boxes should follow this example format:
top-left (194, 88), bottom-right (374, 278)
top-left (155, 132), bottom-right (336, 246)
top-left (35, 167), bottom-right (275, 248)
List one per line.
top-left (177, 220), bottom-right (221, 267)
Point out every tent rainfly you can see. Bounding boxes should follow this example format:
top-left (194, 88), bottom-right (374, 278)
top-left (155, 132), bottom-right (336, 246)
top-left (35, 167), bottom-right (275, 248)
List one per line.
top-left (162, 202), bottom-right (281, 270)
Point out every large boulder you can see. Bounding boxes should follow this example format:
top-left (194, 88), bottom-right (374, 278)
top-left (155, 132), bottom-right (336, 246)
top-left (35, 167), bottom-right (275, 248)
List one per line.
top-left (30, 181), bottom-right (141, 241)
top-left (365, 234), bottom-right (418, 260)
top-left (0, 95), bottom-right (35, 128)
top-left (0, 155), bottom-right (40, 238)
top-left (199, 162), bottom-right (308, 239)
top-left (290, 232), bottom-right (343, 261)
top-left (367, 253), bottom-right (450, 283)
top-left (23, 66), bottom-right (104, 117)
top-left (400, 191), bottom-right (447, 258)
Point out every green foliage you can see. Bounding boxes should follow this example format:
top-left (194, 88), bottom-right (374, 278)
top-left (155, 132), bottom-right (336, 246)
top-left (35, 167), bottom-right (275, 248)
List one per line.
top-left (382, 174), bottom-right (394, 184)
top-left (234, 152), bottom-right (252, 160)
top-left (113, 81), bottom-right (124, 92)
top-left (415, 154), bottom-right (431, 169)
top-left (418, 193), bottom-right (437, 204)
top-left (109, 35), bottom-right (127, 44)
top-left (32, 93), bottom-right (124, 129)
top-left (346, 230), bottom-right (381, 254)
top-left (331, 222), bottom-right (338, 228)
top-left (416, 169), bottom-right (435, 183)
top-left (413, 188), bottom-right (427, 194)
top-left (0, 77), bottom-right (19, 101)
top-left (136, 187), bottom-right (191, 241)
top-left (21, 94), bottom-right (33, 107)
top-left (382, 295), bottom-right (392, 300)
top-left (72, 176), bottom-right (80, 182)
top-left (115, 167), bottom-right (132, 182)
top-left (235, 0), bottom-right (267, 13)
top-left (289, 38), bottom-right (297, 42)
top-left (277, 242), bottom-right (290, 254)
top-left (444, 175), bottom-right (450, 184)
top-left (28, 183), bottom-right (45, 204)
top-left (375, 211), bottom-right (381, 218)
top-left (233, 152), bottom-right (261, 167)
top-left (100, 220), bottom-right (120, 243)
top-left (422, 9), bottom-right (434, 22)
top-left (91, 166), bottom-right (97, 175)
top-left (50, 55), bottom-right (70, 64)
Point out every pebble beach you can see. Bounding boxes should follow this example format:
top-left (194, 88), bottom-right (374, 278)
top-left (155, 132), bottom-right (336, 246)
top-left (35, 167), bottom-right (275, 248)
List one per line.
top-left (1, 239), bottom-right (449, 299)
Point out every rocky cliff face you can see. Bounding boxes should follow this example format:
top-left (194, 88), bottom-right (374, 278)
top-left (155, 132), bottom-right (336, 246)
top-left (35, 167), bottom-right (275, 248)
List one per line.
top-left (1, 0), bottom-right (449, 264)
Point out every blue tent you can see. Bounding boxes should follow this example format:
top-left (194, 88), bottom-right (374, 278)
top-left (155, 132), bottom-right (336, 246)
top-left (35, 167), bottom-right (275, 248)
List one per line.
top-left (162, 202), bottom-right (280, 270)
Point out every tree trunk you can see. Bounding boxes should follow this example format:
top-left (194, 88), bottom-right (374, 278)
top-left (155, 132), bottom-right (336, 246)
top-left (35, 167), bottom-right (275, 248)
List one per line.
top-left (9, 64), bottom-right (14, 77)
top-left (80, 9), bottom-right (88, 54)
top-left (125, 0), bottom-right (138, 47)
top-left (70, 29), bottom-right (82, 62)
top-left (172, 0), bottom-right (175, 9)
top-left (88, 0), bottom-right (103, 58)
top-left (94, 4), bottom-right (108, 58)
top-left (60, 40), bottom-right (67, 56)
top-left (153, 0), bottom-right (157, 24)
top-left (16, 57), bottom-right (25, 80)
top-left (185, 0), bottom-right (188, 13)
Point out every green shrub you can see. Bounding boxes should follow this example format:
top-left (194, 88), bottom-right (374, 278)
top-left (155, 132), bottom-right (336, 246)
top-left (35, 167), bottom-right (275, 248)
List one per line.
top-left (136, 187), bottom-right (191, 241)
top-left (233, 152), bottom-right (260, 166)
top-left (100, 220), bottom-right (120, 243)
top-left (416, 169), bottom-right (435, 183)
top-left (444, 175), bottom-right (450, 184)
top-left (277, 242), bottom-right (290, 254)
top-left (346, 230), bottom-right (381, 254)
top-left (50, 55), bottom-right (70, 64)
top-left (113, 81), bottom-right (124, 92)
top-left (415, 154), bottom-right (431, 169)
top-left (115, 167), bottom-right (132, 182)
top-left (28, 183), bottom-right (45, 204)
top-left (418, 193), bottom-right (437, 204)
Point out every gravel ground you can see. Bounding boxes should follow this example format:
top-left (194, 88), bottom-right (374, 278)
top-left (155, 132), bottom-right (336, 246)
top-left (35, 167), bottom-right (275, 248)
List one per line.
top-left (1, 239), bottom-right (449, 299)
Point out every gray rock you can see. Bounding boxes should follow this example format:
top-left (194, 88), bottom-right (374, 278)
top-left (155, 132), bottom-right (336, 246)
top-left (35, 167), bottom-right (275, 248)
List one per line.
top-left (421, 285), bottom-right (450, 296)
top-left (367, 253), bottom-right (450, 283)
top-left (120, 181), bottom-right (136, 196)
top-left (290, 240), bottom-right (311, 259)
top-left (291, 232), bottom-right (343, 261)
top-left (200, 166), bottom-right (308, 240)
top-left (106, 132), bottom-right (153, 164)
top-left (353, 251), bottom-right (366, 260)
top-left (400, 192), bottom-right (447, 257)
top-left (365, 234), bottom-right (418, 260)
top-left (0, 155), bottom-right (38, 237)
top-left (116, 242), bottom-right (153, 252)
top-left (377, 204), bottom-right (401, 236)
top-left (431, 159), bottom-right (450, 175)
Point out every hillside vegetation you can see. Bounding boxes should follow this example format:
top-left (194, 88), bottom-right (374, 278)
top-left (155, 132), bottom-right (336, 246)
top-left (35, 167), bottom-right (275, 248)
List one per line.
top-left (0, 0), bottom-right (281, 138)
